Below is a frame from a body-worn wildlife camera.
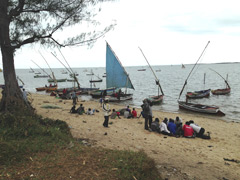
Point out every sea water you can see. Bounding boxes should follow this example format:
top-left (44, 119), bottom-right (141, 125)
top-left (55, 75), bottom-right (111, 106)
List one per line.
top-left (0, 63), bottom-right (239, 122)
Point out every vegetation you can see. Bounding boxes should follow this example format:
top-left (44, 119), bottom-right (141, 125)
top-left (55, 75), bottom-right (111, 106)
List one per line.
top-left (0, 114), bottom-right (162, 180)
top-left (0, 0), bottom-right (115, 113)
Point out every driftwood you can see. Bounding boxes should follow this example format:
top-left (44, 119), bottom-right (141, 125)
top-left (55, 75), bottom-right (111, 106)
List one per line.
top-left (223, 158), bottom-right (240, 164)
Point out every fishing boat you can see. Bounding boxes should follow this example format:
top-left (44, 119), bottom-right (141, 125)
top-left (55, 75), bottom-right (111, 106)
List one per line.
top-left (210, 69), bottom-right (231, 95)
top-left (139, 47), bottom-right (164, 105)
top-left (138, 68), bottom-right (146, 71)
top-left (91, 42), bottom-right (134, 101)
top-left (178, 41), bottom-right (225, 116)
top-left (34, 74), bottom-right (49, 78)
top-left (211, 88), bottom-right (230, 95)
top-left (186, 89), bottom-right (211, 99)
top-left (89, 74), bottom-right (103, 83)
top-left (36, 84), bottom-right (58, 92)
top-left (48, 78), bottom-right (67, 83)
top-left (178, 101), bottom-right (225, 116)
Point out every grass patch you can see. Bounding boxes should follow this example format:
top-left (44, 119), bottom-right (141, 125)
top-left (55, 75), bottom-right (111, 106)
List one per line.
top-left (0, 113), bottom-right (162, 180)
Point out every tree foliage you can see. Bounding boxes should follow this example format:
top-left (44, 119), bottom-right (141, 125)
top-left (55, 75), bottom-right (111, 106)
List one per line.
top-left (7, 0), bottom-right (115, 49)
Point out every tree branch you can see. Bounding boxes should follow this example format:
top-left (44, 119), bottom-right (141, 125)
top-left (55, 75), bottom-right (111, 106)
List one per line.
top-left (9, 0), bottom-right (25, 18)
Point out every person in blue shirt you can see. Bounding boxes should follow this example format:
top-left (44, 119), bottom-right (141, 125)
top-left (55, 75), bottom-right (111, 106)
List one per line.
top-left (167, 118), bottom-right (177, 135)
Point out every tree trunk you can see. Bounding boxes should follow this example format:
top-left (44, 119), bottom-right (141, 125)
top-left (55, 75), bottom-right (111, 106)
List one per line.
top-left (0, 0), bottom-right (34, 114)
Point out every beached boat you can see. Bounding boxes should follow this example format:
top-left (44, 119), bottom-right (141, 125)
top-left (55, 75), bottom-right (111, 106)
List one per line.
top-left (178, 101), bottom-right (225, 116)
top-left (36, 84), bottom-right (57, 92)
top-left (186, 89), bottom-right (211, 99)
top-left (139, 47), bottom-right (164, 105)
top-left (90, 42), bottom-right (134, 101)
top-left (210, 69), bottom-right (231, 95)
top-left (178, 41), bottom-right (225, 116)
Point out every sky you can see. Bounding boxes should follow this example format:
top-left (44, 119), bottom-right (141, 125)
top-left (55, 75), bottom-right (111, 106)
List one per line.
top-left (8, 0), bottom-right (240, 68)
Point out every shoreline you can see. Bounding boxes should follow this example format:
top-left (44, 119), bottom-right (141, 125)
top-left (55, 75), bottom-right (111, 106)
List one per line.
top-left (2, 92), bottom-right (240, 180)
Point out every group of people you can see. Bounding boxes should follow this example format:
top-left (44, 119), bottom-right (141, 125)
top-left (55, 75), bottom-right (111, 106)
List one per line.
top-left (70, 104), bottom-right (96, 115)
top-left (150, 116), bottom-right (210, 139)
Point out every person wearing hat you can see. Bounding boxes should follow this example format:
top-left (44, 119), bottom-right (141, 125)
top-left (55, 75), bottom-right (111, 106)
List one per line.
top-left (102, 98), bottom-right (111, 127)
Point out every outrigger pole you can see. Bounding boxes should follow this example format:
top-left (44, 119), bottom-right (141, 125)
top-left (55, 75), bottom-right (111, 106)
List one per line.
top-left (138, 47), bottom-right (164, 96)
top-left (209, 68), bottom-right (231, 89)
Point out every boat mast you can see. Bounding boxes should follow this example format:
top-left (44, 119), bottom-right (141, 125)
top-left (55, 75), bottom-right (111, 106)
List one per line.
top-left (138, 47), bottom-right (164, 96)
top-left (178, 41), bottom-right (210, 100)
top-left (209, 68), bottom-right (231, 89)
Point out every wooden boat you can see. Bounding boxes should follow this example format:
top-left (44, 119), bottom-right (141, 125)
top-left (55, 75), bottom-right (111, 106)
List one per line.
top-left (138, 68), bottom-right (146, 71)
top-left (178, 41), bottom-right (225, 116)
top-left (91, 42), bottom-right (134, 101)
top-left (148, 95), bottom-right (163, 105)
top-left (178, 101), bottom-right (225, 116)
top-left (211, 88), bottom-right (230, 95)
top-left (45, 86), bottom-right (58, 92)
top-left (48, 78), bottom-right (67, 83)
top-left (36, 84), bottom-right (57, 92)
top-left (90, 79), bottom-right (102, 83)
top-left (210, 69), bottom-right (231, 95)
top-left (186, 89), bottom-right (211, 99)
top-left (34, 74), bottom-right (48, 78)
top-left (139, 47), bottom-right (164, 105)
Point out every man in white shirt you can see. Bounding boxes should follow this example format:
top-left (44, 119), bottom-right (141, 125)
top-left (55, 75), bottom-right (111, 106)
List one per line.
top-left (189, 120), bottom-right (205, 137)
top-left (102, 98), bottom-right (111, 127)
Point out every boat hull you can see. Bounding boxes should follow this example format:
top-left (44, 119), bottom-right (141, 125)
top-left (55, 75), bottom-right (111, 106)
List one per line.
top-left (211, 88), bottom-right (230, 95)
top-left (178, 101), bottom-right (225, 116)
top-left (48, 78), bottom-right (67, 83)
top-left (186, 89), bottom-right (211, 99)
top-left (105, 94), bottom-right (133, 102)
top-left (148, 95), bottom-right (163, 105)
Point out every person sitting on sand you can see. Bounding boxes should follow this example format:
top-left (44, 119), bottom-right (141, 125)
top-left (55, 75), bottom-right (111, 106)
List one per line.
top-left (151, 118), bottom-right (160, 133)
top-left (131, 108), bottom-right (137, 118)
top-left (167, 118), bottom-right (177, 135)
top-left (110, 109), bottom-right (121, 119)
top-left (124, 110), bottom-right (132, 118)
top-left (175, 116), bottom-right (183, 128)
top-left (86, 108), bottom-right (95, 115)
top-left (189, 120), bottom-right (205, 138)
top-left (126, 105), bottom-right (131, 113)
top-left (182, 121), bottom-right (195, 138)
top-left (70, 105), bottom-right (77, 114)
top-left (77, 104), bottom-right (85, 115)
top-left (160, 118), bottom-right (171, 136)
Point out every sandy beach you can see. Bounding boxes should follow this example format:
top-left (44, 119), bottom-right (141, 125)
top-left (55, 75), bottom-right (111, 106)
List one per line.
top-left (30, 93), bottom-right (240, 180)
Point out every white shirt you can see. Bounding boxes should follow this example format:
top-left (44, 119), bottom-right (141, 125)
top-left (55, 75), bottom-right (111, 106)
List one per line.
top-left (160, 122), bottom-right (170, 133)
top-left (102, 103), bottom-right (110, 116)
top-left (190, 123), bottom-right (201, 133)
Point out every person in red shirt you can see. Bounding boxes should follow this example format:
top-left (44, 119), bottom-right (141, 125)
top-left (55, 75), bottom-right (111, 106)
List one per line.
top-left (131, 108), bottom-right (137, 118)
top-left (182, 121), bottom-right (195, 138)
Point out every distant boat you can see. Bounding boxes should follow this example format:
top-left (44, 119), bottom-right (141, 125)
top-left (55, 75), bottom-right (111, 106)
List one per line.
top-left (156, 69), bottom-right (161, 72)
top-left (48, 78), bottom-right (67, 83)
top-left (91, 42), bottom-right (134, 101)
top-left (34, 74), bottom-right (48, 78)
top-left (90, 74), bottom-right (102, 83)
top-left (138, 68), bottom-right (146, 71)
top-left (61, 70), bottom-right (68, 74)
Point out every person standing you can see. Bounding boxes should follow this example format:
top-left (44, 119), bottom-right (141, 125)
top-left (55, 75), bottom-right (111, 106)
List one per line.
top-left (102, 98), bottom-right (111, 127)
top-left (141, 99), bottom-right (151, 130)
top-left (22, 88), bottom-right (27, 103)
top-left (72, 90), bottom-right (78, 105)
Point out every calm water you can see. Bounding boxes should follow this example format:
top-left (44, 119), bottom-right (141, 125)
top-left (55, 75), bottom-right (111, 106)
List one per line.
top-left (0, 63), bottom-right (239, 122)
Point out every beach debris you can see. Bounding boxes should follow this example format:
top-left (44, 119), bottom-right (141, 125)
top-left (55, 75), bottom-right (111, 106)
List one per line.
top-left (208, 145), bottom-right (213, 148)
top-left (41, 104), bottom-right (62, 109)
top-left (43, 100), bottom-right (49, 103)
top-left (83, 120), bottom-right (87, 123)
top-left (104, 132), bottom-right (107, 135)
top-left (59, 100), bottom-right (62, 102)
top-left (223, 158), bottom-right (240, 164)
top-left (109, 122), bottom-right (113, 125)
top-left (67, 141), bottom-right (74, 149)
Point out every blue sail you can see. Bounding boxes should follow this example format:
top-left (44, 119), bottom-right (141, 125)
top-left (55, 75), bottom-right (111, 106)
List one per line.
top-left (106, 43), bottom-right (134, 90)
